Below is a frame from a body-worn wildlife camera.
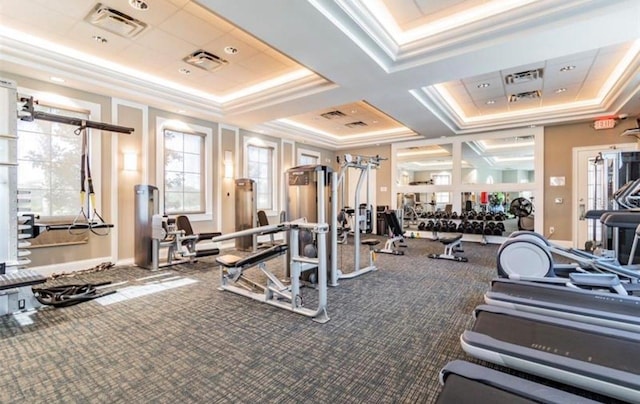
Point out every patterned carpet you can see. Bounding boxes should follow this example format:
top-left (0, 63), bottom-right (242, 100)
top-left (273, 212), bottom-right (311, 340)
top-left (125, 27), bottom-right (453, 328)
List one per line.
top-left (0, 236), bottom-right (497, 403)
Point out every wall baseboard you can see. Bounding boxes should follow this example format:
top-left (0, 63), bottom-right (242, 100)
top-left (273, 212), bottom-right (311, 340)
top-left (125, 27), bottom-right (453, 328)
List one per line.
top-left (30, 256), bottom-right (114, 277)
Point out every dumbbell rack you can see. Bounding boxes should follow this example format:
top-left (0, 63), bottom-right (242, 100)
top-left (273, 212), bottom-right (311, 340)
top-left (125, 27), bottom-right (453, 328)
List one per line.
top-left (411, 210), bottom-right (510, 244)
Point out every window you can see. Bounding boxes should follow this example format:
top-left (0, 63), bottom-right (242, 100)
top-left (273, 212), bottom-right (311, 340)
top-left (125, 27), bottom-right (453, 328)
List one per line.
top-left (163, 129), bottom-right (205, 214)
top-left (17, 104), bottom-right (90, 216)
top-left (245, 139), bottom-right (278, 211)
top-left (431, 173), bottom-right (451, 203)
top-left (297, 148), bottom-right (320, 166)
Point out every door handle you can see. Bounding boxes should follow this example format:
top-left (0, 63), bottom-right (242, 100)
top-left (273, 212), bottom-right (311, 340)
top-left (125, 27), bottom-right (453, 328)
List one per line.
top-left (579, 203), bottom-right (586, 220)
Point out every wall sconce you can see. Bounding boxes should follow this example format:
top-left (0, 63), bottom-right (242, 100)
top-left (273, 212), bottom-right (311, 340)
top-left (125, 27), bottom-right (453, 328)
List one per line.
top-left (123, 151), bottom-right (138, 171)
top-left (224, 150), bottom-right (233, 179)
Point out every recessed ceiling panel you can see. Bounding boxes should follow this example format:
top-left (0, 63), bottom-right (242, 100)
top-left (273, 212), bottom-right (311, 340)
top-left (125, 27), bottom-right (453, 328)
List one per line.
top-left (286, 101), bottom-right (406, 137)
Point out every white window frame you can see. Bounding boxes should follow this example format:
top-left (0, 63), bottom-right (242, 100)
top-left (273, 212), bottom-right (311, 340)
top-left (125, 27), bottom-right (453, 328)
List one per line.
top-left (244, 137), bottom-right (278, 215)
top-left (156, 117), bottom-right (212, 221)
top-left (17, 87), bottom-right (101, 219)
top-left (297, 147), bottom-right (321, 166)
top-left (431, 173), bottom-right (451, 204)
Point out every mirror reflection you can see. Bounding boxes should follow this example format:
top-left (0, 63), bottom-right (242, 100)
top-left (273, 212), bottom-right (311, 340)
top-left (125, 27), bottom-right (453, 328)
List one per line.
top-left (396, 144), bottom-right (452, 186)
top-left (462, 136), bottom-right (534, 185)
top-left (395, 191), bottom-right (535, 237)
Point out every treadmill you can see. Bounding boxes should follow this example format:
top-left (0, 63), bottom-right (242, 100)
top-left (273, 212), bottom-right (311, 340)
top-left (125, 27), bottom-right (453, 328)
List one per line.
top-left (461, 305), bottom-right (640, 403)
top-left (437, 360), bottom-right (600, 403)
top-left (486, 278), bottom-right (640, 333)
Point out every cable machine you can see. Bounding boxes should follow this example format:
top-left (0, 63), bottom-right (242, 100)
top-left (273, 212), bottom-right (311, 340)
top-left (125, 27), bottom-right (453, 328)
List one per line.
top-left (331, 154), bottom-right (385, 286)
top-left (19, 95), bottom-right (133, 234)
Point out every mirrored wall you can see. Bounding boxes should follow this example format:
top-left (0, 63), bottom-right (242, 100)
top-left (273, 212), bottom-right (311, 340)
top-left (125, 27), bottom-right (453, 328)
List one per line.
top-left (392, 127), bottom-right (543, 239)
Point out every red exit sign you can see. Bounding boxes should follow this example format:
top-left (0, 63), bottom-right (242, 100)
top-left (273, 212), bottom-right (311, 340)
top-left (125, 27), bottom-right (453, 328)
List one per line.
top-left (593, 118), bottom-right (616, 130)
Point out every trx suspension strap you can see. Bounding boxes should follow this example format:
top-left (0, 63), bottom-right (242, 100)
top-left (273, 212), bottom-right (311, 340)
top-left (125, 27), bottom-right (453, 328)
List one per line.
top-left (69, 124), bottom-right (112, 236)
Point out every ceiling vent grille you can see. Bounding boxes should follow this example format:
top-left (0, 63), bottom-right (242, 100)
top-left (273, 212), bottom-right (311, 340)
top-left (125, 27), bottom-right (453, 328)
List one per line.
top-left (183, 50), bottom-right (228, 72)
top-left (505, 68), bottom-right (543, 85)
top-left (345, 121), bottom-right (367, 128)
top-left (321, 110), bottom-right (346, 119)
top-left (509, 90), bottom-right (542, 103)
top-left (85, 3), bottom-right (147, 38)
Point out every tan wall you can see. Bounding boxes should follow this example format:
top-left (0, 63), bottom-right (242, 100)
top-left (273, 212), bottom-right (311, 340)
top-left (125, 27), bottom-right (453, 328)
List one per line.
top-left (544, 120), bottom-right (639, 240)
top-left (117, 105), bottom-right (143, 261)
top-left (220, 128), bottom-right (236, 234)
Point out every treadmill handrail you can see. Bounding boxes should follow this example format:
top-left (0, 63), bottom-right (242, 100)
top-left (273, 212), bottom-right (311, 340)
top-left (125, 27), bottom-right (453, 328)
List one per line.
top-left (461, 329), bottom-right (640, 392)
top-left (439, 360), bottom-right (601, 403)
top-left (484, 291), bottom-right (640, 328)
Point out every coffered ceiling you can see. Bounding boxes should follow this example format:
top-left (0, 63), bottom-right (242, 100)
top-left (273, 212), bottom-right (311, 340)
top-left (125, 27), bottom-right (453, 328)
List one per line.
top-left (1, 0), bottom-right (639, 149)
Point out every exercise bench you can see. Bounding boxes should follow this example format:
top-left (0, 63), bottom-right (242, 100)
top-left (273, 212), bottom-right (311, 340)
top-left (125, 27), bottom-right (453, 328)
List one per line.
top-left (428, 235), bottom-right (468, 262)
top-left (374, 210), bottom-right (406, 255)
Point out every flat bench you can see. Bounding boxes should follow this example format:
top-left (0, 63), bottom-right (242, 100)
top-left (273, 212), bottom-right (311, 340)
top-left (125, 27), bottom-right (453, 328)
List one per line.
top-left (361, 239), bottom-right (380, 247)
top-left (439, 235), bottom-right (462, 245)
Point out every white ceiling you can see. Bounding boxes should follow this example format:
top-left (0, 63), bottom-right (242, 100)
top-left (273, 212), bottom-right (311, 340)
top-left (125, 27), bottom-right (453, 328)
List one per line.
top-left (1, 0), bottom-right (639, 149)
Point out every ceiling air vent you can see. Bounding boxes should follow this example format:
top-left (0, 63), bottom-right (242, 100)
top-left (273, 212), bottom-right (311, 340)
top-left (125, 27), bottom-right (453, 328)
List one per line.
top-left (509, 90), bottom-right (542, 103)
top-left (505, 68), bottom-right (543, 85)
top-left (345, 121), bottom-right (367, 128)
top-left (183, 50), bottom-right (228, 72)
top-left (85, 3), bottom-right (147, 38)
top-left (321, 110), bottom-right (346, 119)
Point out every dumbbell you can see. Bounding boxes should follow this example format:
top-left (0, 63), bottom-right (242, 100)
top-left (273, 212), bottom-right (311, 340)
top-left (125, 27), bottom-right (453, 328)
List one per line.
top-left (418, 221), bottom-right (426, 231)
top-left (450, 211), bottom-right (458, 219)
top-left (464, 222), bottom-right (474, 233)
top-left (474, 222), bottom-right (484, 234)
top-left (433, 220), bottom-right (442, 232)
top-left (448, 221), bottom-right (457, 232)
top-left (496, 223), bottom-right (505, 232)
top-left (493, 227), bottom-right (503, 236)
top-left (425, 220), bottom-right (434, 231)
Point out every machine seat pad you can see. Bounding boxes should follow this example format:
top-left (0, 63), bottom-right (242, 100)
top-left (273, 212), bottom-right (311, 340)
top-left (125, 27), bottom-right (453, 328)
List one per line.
top-left (216, 255), bottom-right (242, 268)
top-left (439, 235), bottom-right (463, 245)
top-left (217, 244), bottom-right (288, 269)
top-left (361, 239), bottom-right (380, 246)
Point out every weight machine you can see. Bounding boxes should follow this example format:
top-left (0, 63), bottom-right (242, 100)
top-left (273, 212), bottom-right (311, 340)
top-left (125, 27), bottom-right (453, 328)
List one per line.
top-left (134, 185), bottom-right (219, 270)
top-left (331, 154), bottom-right (385, 285)
top-left (213, 221), bottom-right (330, 323)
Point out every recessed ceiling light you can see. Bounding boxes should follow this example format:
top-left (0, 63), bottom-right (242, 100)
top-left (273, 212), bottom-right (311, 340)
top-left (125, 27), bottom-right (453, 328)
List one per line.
top-left (351, 109), bottom-right (357, 113)
top-left (129, 0), bottom-right (149, 10)
top-left (224, 46), bottom-right (238, 55)
top-left (50, 76), bottom-right (65, 83)
top-left (555, 88), bottom-right (567, 93)
top-left (477, 82), bottom-right (490, 88)
top-left (92, 35), bottom-right (108, 44)
top-left (485, 100), bottom-right (495, 105)
top-left (178, 68), bottom-right (191, 75)
top-left (372, 120), bottom-right (378, 124)
top-left (177, 109), bottom-right (186, 114)
top-left (560, 65), bottom-right (576, 72)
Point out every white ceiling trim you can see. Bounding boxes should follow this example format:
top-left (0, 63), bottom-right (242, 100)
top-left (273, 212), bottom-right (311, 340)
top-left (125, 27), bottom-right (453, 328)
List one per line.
top-left (0, 35), bottom-right (226, 118)
top-left (411, 86), bottom-right (599, 134)
top-left (223, 75), bottom-right (337, 115)
top-left (311, 0), bottom-right (633, 73)
top-left (410, 41), bottom-right (640, 134)
top-left (0, 27), bottom-right (335, 123)
top-left (264, 119), bottom-right (421, 150)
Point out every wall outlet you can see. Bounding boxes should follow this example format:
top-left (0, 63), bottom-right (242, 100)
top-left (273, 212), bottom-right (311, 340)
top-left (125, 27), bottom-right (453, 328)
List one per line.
top-left (549, 226), bottom-right (555, 234)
